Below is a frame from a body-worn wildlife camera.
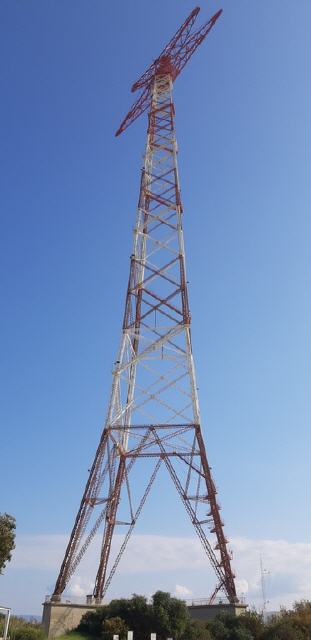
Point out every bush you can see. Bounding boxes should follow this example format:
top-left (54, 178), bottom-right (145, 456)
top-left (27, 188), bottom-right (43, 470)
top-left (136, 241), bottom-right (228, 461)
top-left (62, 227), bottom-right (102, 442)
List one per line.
top-left (261, 620), bottom-right (307, 640)
top-left (78, 608), bottom-right (108, 636)
top-left (14, 627), bottom-right (46, 640)
top-left (0, 617), bottom-right (45, 640)
top-left (101, 617), bottom-right (128, 640)
top-left (183, 619), bottom-right (212, 640)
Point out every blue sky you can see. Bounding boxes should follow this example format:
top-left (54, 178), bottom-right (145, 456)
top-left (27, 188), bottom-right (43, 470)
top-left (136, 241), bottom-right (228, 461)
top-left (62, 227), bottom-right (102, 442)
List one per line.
top-left (1, 0), bottom-right (311, 615)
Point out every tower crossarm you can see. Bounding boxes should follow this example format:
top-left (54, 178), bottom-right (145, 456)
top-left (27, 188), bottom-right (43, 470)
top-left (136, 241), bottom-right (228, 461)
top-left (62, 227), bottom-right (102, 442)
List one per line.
top-left (130, 7), bottom-right (201, 93)
top-left (115, 6), bottom-right (222, 136)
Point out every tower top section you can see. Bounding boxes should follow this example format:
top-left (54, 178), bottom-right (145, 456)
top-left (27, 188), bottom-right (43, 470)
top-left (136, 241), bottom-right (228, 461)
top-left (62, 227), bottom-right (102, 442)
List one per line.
top-left (115, 6), bottom-right (222, 137)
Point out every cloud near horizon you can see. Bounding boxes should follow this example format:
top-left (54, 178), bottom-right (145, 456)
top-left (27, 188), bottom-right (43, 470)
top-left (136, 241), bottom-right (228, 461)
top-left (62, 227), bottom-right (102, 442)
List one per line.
top-left (8, 533), bottom-right (311, 611)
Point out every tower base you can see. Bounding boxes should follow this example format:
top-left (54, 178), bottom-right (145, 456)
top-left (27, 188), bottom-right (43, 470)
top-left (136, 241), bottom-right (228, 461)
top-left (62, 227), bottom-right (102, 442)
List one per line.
top-left (42, 600), bottom-right (98, 638)
top-left (188, 602), bottom-right (247, 622)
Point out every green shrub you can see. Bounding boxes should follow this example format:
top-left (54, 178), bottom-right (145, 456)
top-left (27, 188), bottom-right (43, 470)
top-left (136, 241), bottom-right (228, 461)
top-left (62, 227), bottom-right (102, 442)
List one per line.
top-left (261, 620), bottom-right (308, 640)
top-left (101, 616), bottom-right (128, 640)
top-left (184, 619), bottom-right (212, 640)
top-left (78, 608), bottom-right (108, 636)
top-left (14, 627), bottom-right (46, 640)
top-left (0, 617), bottom-right (45, 640)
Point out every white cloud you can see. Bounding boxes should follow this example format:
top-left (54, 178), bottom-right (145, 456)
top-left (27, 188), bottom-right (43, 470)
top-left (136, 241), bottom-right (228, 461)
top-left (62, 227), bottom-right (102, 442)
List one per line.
top-left (174, 584), bottom-right (193, 597)
top-left (8, 533), bottom-right (311, 612)
top-left (235, 579), bottom-right (249, 596)
top-left (68, 576), bottom-right (95, 598)
top-left (10, 533), bottom-right (204, 573)
top-left (11, 534), bottom-right (68, 571)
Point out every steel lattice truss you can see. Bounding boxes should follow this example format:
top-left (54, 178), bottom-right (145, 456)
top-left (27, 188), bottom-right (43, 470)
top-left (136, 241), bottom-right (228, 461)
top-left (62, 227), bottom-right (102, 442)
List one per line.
top-left (116, 6), bottom-right (222, 136)
top-left (52, 6), bottom-right (238, 607)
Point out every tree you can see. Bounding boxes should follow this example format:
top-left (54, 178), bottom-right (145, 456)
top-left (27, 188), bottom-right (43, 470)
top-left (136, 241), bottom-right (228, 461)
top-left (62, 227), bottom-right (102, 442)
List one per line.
top-left (0, 513), bottom-right (16, 574)
top-left (152, 591), bottom-right (171, 639)
top-left (151, 591), bottom-right (189, 640)
top-left (292, 600), bottom-right (311, 616)
top-left (109, 594), bottom-right (152, 640)
top-left (261, 600), bottom-right (311, 640)
top-left (289, 600), bottom-right (311, 627)
top-left (166, 596), bottom-right (189, 640)
top-left (235, 612), bottom-right (264, 640)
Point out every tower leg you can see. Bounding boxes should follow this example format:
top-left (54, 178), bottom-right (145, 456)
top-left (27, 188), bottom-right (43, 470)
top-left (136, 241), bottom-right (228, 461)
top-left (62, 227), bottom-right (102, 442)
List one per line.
top-left (93, 455), bottom-right (126, 602)
top-left (53, 431), bottom-right (109, 597)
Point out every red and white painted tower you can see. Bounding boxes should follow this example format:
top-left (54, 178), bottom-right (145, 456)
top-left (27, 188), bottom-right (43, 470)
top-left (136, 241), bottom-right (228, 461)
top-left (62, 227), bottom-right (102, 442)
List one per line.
top-left (52, 6), bottom-right (238, 605)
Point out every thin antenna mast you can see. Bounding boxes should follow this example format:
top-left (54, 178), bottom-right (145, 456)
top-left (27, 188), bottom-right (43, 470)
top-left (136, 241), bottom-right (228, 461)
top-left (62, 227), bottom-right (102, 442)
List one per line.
top-left (260, 555), bottom-right (270, 615)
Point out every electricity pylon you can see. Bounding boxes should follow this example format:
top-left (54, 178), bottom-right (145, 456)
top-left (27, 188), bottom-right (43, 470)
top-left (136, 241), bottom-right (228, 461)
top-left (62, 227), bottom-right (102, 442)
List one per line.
top-left (52, 5), bottom-right (238, 605)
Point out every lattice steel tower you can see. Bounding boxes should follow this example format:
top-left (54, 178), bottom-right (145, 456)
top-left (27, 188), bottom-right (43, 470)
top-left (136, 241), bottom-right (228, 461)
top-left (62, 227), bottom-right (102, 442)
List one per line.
top-left (52, 5), bottom-right (238, 605)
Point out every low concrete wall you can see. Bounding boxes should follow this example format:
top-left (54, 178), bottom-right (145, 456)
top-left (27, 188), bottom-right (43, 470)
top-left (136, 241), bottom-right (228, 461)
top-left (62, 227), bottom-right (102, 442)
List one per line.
top-left (188, 603), bottom-right (247, 622)
top-left (42, 602), bottom-right (98, 638)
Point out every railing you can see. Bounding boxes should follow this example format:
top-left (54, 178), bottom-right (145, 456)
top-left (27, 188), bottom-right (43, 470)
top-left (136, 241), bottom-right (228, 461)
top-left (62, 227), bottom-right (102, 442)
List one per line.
top-left (186, 596), bottom-right (246, 606)
top-left (44, 595), bottom-right (96, 605)
top-left (45, 594), bottom-right (246, 607)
